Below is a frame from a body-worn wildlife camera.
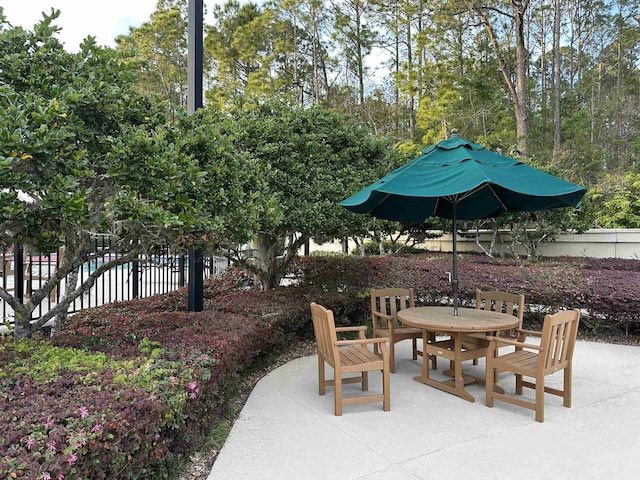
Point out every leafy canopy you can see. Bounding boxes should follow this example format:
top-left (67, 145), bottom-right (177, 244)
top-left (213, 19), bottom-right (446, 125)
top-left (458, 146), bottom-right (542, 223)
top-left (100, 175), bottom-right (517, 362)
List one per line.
top-left (0, 11), bottom-right (268, 336)
top-left (213, 99), bottom-right (405, 288)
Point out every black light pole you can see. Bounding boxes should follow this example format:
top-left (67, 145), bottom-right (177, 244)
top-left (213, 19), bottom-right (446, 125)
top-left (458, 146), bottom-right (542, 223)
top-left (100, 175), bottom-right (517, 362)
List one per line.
top-left (13, 244), bottom-right (24, 302)
top-left (187, 0), bottom-right (204, 312)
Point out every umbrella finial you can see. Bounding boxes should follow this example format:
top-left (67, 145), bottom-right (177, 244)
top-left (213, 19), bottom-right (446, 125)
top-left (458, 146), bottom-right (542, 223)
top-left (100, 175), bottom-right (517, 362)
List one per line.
top-left (450, 128), bottom-right (459, 137)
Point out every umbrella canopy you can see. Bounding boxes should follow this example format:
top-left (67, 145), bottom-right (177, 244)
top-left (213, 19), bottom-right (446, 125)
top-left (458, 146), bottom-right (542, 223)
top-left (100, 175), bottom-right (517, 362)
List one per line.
top-left (339, 132), bottom-right (586, 315)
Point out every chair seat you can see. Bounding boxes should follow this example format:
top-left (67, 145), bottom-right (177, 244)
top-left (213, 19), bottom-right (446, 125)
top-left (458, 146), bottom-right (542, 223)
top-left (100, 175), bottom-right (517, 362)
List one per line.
top-left (339, 347), bottom-right (384, 372)
top-left (492, 350), bottom-right (538, 375)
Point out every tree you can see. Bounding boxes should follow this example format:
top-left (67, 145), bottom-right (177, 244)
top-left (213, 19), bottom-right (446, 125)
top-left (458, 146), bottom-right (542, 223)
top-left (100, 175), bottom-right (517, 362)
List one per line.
top-left (206, 0), bottom-right (305, 107)
top-left (462, 0), bottom-right (531, 155)
top-left (213, 100), bottom-right (404, 289)
top-left (115, 0), bottom-right (189, 123)
top-left (372, 0), bottom-right (433, 140)
top-left (0, 12), bottom-right (266, 338)
top-left (331, 0), bottom-right (376, 117)
top-left (278, 0), bottom-right (338, 106)
top-left (592, 171), bottom-right (640, 228)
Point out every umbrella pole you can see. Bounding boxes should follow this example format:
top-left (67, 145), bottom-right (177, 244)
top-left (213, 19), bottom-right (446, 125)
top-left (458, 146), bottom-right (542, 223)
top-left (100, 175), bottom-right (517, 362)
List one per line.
top-left (452, 203), bottom-right (459, 316)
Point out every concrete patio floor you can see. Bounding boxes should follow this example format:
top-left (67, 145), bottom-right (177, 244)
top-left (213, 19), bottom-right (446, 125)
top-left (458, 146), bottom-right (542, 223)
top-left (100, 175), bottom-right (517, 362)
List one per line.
top-left (209, 339), bottom-right (640, 480)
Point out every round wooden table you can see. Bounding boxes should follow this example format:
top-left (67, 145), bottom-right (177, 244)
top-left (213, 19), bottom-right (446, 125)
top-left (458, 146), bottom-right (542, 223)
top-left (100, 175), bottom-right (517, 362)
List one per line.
top-left (398, 306), bottom-right (520, 402)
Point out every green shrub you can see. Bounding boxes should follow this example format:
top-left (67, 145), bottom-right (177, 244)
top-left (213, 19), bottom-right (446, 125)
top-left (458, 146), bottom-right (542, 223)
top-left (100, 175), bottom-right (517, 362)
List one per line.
top-left (0, 338), bottom-right (208, 479)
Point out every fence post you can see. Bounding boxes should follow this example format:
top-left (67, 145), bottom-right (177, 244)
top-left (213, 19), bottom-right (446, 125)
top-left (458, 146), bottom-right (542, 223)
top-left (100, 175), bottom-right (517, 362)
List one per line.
top-left (132, 252), bottom-right (140, 299)
top-left (178, 255), bottom-right (186, 287)
top-left (188, 248), bottom-right (203, 311)
top-left (14, 244), bottom-right (24, 302)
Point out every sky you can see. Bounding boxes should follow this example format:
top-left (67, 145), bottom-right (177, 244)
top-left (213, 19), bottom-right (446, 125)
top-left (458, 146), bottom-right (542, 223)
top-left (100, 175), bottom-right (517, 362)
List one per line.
top-left (2, 0), bottom-right (164, 51)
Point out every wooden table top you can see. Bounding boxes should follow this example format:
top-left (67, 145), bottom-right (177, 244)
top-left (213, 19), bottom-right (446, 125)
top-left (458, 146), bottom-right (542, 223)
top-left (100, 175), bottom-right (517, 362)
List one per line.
top-left (398, 306), bottom-right (520, 333)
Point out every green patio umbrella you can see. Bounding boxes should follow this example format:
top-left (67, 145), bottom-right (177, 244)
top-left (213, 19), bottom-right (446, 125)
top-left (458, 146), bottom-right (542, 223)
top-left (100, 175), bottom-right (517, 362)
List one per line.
top-left (339, 131), bottom-right (586, 315)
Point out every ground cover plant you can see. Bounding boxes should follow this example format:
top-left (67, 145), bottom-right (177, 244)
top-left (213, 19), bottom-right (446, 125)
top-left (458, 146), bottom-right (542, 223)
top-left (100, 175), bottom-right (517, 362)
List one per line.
top-left (1, 254), bottom-right (639, 479)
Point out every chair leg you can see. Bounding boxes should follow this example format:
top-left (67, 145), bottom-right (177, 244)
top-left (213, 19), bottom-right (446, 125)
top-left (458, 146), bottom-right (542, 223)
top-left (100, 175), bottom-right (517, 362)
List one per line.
top-left (412, 338), bottom-right (418, 360)
top-left (389, 342), bottom-right (396, 373)
top-left (563, 366), bottom-right (572, 407)
top-left (362, 371), bottom-right (369, 391)
top-left (334, 374), bottom-right (343, 416)
top-left (485, 359), bottom-right (494, 408)
top-left (318, 356), bottom-right (326, 396)
top-left (515, 373), bottom-right (523, 395)
top-left (535, 376), bottom-right (545, 423)
top-left (382, 365), bottom-right (390, 412)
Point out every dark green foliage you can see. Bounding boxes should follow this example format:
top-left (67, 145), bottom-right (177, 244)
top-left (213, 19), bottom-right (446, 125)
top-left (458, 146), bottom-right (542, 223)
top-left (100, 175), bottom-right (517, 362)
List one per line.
top-left (214, 99), bottom-right (407, 290)
top-left (0, 15), bottom-right (269, 338)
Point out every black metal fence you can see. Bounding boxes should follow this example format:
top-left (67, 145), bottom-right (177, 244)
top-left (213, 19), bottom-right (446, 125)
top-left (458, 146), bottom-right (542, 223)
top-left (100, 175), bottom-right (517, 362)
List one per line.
top-left (1, 240), bottom-right (228, 328)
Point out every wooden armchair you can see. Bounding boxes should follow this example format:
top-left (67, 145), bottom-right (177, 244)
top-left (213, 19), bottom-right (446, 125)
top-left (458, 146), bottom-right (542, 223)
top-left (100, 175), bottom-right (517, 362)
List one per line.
top-left (485, 309), bottom-right (581, 422)
top-left (461, 290), bottom-right (525, 365)
top-left (310, 303), bottom-right (390, 416)
top-left (371, 288), bottom-right (432, 373)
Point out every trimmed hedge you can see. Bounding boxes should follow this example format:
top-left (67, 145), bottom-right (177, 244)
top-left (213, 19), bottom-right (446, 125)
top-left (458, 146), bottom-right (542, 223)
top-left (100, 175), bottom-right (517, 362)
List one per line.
top-left (291, 253), bottom-right (640, 332)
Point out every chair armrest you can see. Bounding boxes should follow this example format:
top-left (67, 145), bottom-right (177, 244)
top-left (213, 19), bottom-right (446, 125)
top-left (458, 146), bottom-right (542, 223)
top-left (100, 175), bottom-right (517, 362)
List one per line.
top-left (336, 325), bottom-right (367, 340)
top-left (372, 311), bottom-right (393, 320)
top-left (485, 335), bottom-right (543, 351)
top-left (335, 326), bottom-right (368, 333)
top-left (335, 337), bottom-right (388, 347)
top-left (372, 310), bottom-right (396, 332)
top-left (517, 328), bottom-right (542, 337)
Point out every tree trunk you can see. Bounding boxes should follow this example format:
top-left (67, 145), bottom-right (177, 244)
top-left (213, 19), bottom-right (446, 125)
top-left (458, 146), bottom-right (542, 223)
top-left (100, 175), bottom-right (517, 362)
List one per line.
top-left (468, 0), bottom-right (530, 155)
top-left (553, 0), bottom-right (561, 156)
top-left (513, 0), bottom-right (530, 155)
top-left (394, 1), bottom-right (400, 134)
top-left (250, 233), bottom-right (309, 290)
top-left (406, 13), bottom-right (416, 139)
top-left (539, 11), bottom-right (547, 115)
top-left (355, 3), bottom-right (366, 111)
top-left (8, 239), bottom-right (142, 339)
top-left (252, 233), bottom-right (285, 289)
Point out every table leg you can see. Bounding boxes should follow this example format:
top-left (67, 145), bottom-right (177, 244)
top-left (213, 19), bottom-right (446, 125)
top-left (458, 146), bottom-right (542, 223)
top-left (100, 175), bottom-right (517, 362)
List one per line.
top-left (452, 332), bottom-right (475, 402)
top-left (413, 330), bottom-right (475, 403)
top-left (422, 329), bottom-right (430, 380)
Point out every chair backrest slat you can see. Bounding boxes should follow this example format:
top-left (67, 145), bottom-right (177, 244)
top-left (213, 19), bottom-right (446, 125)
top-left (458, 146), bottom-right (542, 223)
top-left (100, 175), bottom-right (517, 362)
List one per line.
top-left (541, 309), bottom-right (580, 373)
top-left (311, 303), bottom-right (338, 361)
top-left (475, 291), bottom-right (524, 316)
top-left (475, 290), bottom-right (525, 326)
top-left (371, 288), bottom-right (414, 327)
